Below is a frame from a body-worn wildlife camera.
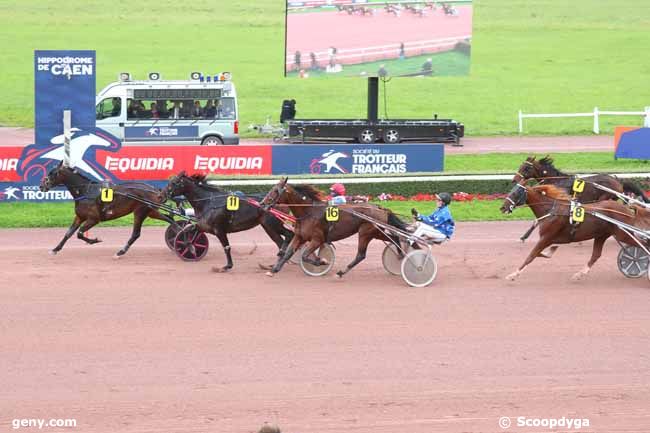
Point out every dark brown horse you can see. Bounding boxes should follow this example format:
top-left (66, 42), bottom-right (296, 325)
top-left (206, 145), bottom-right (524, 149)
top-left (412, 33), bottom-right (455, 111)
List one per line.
top-left (164, 172), bottom-right (294, 272)
top-left (40, 162), bottom-right (176, 256)
top-left (512, 155), bottom-right (649, 202)
top-left (261, 177), bottom-right (407, 277)
top-left (500, 183), bottom-right (650, 281)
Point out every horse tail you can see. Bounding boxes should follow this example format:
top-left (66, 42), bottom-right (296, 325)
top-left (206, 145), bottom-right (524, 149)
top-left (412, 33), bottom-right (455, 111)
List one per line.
top-left (622, 181), bottom-right (650, 203)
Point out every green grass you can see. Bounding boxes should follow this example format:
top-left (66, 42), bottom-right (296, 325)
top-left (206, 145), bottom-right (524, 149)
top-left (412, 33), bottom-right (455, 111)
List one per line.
top-left (1, 0), bottom-right (649, 135)
top-left (0, 199), bottom-right (534, 229)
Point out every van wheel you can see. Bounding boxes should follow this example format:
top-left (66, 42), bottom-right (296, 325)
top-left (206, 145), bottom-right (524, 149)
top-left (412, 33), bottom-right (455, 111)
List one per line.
top-left (201, 135), bottom-right (223, 146)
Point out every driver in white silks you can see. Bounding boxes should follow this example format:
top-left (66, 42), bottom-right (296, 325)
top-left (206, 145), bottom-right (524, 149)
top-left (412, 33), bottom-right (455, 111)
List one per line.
top-left (410, 192), bottom-right (455, 243)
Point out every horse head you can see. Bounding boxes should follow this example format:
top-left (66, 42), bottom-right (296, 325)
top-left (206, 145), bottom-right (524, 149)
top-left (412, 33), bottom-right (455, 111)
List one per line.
top-left (165, 171), bottom-right (192, 198)
top-left (261, 177), bottom-right (289, 209)
top-left (512, 155), bottom-right (539, 184)
top-left (39, 161), bottom-right (66, 191)
top-left (500, 183), bottom-right (528, 214)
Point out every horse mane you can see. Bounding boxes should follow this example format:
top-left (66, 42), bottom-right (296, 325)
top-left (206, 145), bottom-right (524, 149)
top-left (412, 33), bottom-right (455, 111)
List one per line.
top-left (532, 184), bottom-right (571, 201)
top-left (537, 155), bottom-right (566, 176)
top-left (188, 173), bottom-right (225, 191)
top-left (65, 166), bottom-right (97, 184)
top-left (292, 184), bottom-right (326, 201)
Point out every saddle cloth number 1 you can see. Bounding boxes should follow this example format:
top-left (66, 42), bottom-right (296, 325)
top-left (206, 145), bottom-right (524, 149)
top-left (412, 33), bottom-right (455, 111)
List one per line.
top-left (227, 195), bottom-right (240, 211)
top-left (326, 206), bottom-right (339, 222)
top-left (100, 188), bottom-right (114, 203)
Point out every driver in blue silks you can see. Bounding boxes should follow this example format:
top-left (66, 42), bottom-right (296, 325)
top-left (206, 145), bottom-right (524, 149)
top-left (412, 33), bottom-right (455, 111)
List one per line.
top-left (410, 192), bottom-right (455, 242)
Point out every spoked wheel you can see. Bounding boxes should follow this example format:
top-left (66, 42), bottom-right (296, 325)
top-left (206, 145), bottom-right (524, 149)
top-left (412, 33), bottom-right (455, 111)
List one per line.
top-left (400, 249), bottom-right (437, 287)
top-left (165, 220), bottom-right (189, 250)
top-left (382, 243), bottom-right (404, 276)
top-left (617, 246), bottom-right (649, 278)
top-left (174, 225), bottom-right (209, 261)
top-left (300, 243), bottom-right (336, 277)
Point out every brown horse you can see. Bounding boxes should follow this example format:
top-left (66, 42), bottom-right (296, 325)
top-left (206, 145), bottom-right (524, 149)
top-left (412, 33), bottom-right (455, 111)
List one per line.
top-left (40, 162), bottom-right (176, 256)
top-left (500, 183), bottom-right (650, 281)
top-left (512, 155), bottom-right (649, 202)
top-left (261, 177), bottom-right (407, 277)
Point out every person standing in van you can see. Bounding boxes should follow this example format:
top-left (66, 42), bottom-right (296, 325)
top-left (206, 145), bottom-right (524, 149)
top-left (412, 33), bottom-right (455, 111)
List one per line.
top-left (169, 101), bottom-right (181, 119)
top-left (192, 101), bottom-right (203, 118)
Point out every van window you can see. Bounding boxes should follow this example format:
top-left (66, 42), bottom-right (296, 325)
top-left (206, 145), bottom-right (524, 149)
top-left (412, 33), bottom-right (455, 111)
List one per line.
top-left (122, 97), bottom-right (236, 120)
top-left (96, 97), bottom-right (121, 120)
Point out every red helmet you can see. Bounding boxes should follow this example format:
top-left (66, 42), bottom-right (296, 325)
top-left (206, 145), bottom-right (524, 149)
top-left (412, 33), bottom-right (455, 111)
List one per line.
top-left (330, 183), bottom-right (346, 196)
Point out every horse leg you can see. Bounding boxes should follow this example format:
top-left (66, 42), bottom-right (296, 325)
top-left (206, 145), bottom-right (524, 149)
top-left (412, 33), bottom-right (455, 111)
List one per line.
top-left (212, 231), bottom-right (234, 273)
top-left (571, 236), bottom-right (608, 281)
top-left (115, 209), bottom-right (148, 257)
top-left (505, 236), bottom-right (556, 281)
top-left (51, 216), bottom-right (83, 254)
top-left (260, 219), bottom-right (287, 257)
top-left (267, 235), bottom-right (304, 276)
top-left (77, 219), bottom-right (102, 244)
top-left (301, 238), bottom-right (328, 266)
top-left (539, 245), bottom-right (559, 258)
top-left (336, 229), bottom-right (373, 278)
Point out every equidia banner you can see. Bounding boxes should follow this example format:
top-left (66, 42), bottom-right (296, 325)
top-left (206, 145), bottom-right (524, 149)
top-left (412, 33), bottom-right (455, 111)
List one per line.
top-left (271, 144), bottom-right (444, 175)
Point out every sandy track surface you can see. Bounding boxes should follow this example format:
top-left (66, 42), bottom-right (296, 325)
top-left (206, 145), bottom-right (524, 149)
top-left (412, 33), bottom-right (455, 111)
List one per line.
top-left (1, 222), bottom-right (649, 432)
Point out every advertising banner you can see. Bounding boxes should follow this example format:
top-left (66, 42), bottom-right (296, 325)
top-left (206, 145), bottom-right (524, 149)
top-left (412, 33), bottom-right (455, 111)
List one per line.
top-left (34, 50), bottom-right (96, 146)
top-left (271, 144), bottom-right (444, 175)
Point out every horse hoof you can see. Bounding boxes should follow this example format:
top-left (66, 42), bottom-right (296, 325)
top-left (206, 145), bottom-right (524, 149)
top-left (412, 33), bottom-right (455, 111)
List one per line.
top-left (258, 263), bottom-right (273, 271)
top-left (336, 271), bottom-right (344, 278)
top-left (113, 254), bottom-right (123, 260)
top-left (265, 271), bottom-right (275, 277)
top-left (571, 272), bottom-right (586, 281)
top-left (212, 266), bottom-right (231, 273)
top-left (49, 250), bottom-right (58, 256)
top-left (505, 272), bottom-right (518, 281)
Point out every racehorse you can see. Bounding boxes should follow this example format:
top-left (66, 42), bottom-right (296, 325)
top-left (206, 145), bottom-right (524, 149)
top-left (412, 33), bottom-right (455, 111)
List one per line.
top-left (164, 172), bottom-right (293, 272)
top-left (260, 177), bottom-right (407, 277)
top-left (40, 162), bottom-right (176, 256)
top-left (512, 155), bottom-right (649, 202)
top-left (500, 183), bottom-right (650, 281)
top-left (512, 155), bottom-right (649, 242)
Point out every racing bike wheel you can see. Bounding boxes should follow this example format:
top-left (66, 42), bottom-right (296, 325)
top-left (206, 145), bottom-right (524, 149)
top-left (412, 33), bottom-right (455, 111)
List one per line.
top-left (617, 246), bottom-right (649, 278)
top-left (300, 243), bottom-right (336, 277)
top-left (401, 249), bottom-right (437, 287)
top-left (174, 225), bottom-right (209, 261)
top-left (382, 243), bottom-right (403, 276)
top-left (165, 220), bottom-right (188, 250)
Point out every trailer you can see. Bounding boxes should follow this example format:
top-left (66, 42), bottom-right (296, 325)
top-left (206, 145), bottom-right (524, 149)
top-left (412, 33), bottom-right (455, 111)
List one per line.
top-left (285, 117), bottom-right (464, 145)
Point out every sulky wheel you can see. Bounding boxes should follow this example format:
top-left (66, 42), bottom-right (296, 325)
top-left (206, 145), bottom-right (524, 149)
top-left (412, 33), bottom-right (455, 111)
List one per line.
top-left (617, 246), bottom-right (649, 279)
top-left (174, 225), bottom-right (209, 261)
top-left (300, 243), bottom-right (336, 277)
top-left (382, 243), bottom-right (404, 276)
top-left (400, 249), bottom-right (438, 287)
top-left (165, 220), bottom-right (189, 250)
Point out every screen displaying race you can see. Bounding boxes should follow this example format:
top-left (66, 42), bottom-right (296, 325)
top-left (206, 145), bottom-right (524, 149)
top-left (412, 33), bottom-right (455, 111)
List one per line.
top-left (285, 0), bottom-right (473, 78)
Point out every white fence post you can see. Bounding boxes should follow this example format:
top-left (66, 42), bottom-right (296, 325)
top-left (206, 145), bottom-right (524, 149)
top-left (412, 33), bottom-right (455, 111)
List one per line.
top-left (593, 106), bottom-right (599, 134)
top-left (63, 110), bottom-right (72, 167)
top-left (645, 106), bottom-right (650, 128)
top-left (518, 110), bottom-right (523, 134)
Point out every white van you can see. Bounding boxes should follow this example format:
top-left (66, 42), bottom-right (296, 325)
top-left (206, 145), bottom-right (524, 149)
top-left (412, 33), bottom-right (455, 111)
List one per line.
top-left (95, 72), bottom-right (239, 145)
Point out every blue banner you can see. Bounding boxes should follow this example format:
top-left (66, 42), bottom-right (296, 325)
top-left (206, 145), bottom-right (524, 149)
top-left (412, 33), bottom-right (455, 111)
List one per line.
top-left (124, 126), bottom-right (199, 139)
top-left (271, 144), bottom-right (444, 175)
top-left (34, 50), bottom-right (96, 147)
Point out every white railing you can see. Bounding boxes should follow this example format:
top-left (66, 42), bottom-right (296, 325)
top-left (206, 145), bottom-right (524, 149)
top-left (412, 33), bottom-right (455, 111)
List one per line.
top-left (518, 106), bottom-right (650, 134)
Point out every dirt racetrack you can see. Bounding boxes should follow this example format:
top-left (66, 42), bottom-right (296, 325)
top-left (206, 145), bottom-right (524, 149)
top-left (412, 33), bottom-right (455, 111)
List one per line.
top-left (1, 222), bottom-right (650, 433)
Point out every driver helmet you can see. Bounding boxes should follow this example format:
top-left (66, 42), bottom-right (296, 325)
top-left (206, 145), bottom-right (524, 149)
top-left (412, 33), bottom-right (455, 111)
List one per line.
top-left (330, 183), bottom-right (346, 196)
top-left (436, 192), bottom-right (452, 206)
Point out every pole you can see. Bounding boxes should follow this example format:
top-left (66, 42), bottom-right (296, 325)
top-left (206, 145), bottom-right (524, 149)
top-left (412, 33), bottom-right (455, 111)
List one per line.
top-left (593, 106), bottom-right (599, 134)
top-left (518, 110), bottom-right (523, 134)
top-left (63, 110), bottom-right (71, 167)
top-left (367, 77), bottom-right (378, 122)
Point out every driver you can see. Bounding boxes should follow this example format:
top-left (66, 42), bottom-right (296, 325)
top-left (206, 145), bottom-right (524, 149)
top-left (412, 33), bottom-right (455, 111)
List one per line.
top-left (410, 192), bottom-right (455, 242)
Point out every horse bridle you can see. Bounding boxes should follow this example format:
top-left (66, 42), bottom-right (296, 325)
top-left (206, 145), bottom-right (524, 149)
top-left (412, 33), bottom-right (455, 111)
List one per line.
top-left (504, 183), bottom-right (527, 212)
top-left (261, 183), bottom-right (286, 210)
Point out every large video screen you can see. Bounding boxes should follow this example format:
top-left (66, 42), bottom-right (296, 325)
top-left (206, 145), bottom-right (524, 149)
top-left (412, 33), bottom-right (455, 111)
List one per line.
top-left (285, 0), bottom-right (473, 78)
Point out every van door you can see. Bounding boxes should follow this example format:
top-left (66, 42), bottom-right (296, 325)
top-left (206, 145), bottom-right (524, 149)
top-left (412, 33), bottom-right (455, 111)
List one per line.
top-left (95, 97), bottom-right (125, 140)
